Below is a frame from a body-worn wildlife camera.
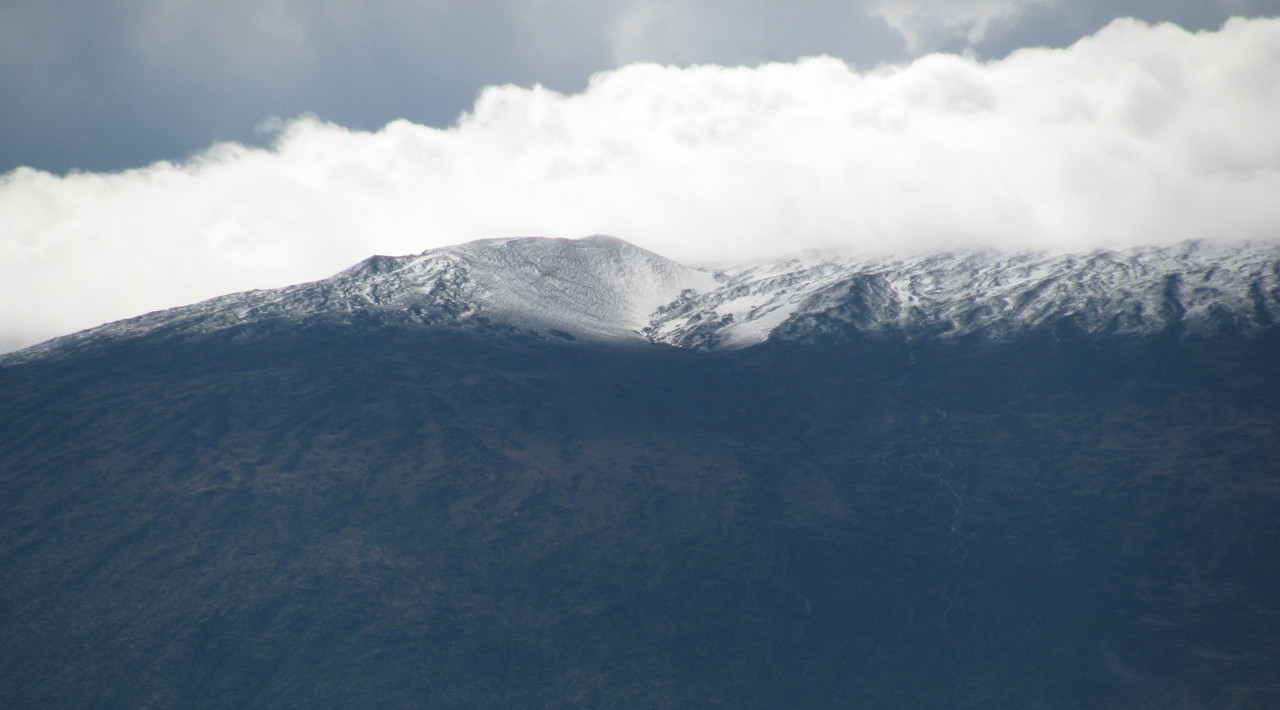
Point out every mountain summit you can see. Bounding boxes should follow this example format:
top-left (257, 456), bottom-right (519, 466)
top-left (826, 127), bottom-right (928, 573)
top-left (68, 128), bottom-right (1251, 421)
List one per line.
top-left (7, 236), bottom-right (1279, 363)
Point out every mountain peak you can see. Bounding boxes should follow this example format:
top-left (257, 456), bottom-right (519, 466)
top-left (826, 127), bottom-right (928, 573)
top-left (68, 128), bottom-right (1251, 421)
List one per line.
top-left (4, 237), bottom-right (1278, 364)
top-left (433, 235), bottom-right (719, 340)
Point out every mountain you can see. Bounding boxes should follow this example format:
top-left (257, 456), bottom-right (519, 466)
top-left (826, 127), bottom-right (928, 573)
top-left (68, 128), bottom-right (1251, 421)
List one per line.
top-left (10, 236), bottom-right (1279, 363)
top-left (2, 236), bottom-right (1279, 708)
top-left (4, 235), bottom-right (714, 362)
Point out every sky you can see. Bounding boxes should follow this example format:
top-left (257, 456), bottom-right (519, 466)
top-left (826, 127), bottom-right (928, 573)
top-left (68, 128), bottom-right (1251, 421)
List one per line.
top-left (2, 0), bottom-right (1280, 352)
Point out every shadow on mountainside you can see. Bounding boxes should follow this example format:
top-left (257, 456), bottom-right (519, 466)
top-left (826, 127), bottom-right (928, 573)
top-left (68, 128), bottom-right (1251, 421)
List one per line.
top-left (2, 324), bottom-right (1279, 708)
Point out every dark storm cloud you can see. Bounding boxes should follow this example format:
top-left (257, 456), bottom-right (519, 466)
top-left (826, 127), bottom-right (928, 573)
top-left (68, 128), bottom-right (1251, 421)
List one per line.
top-left (0, 0), bottom-right (617, 173)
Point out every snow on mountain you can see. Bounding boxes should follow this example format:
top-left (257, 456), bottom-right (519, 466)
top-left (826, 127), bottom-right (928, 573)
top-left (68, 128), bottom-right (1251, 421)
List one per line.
top-left (440, 235), bottom-right (719, 339)
top-left (647, 240), bottom-right (1280, 348)
top-left (5, 236), bottom-right (1279, 364)
top-left (4, 235), bottom-right (717, 362)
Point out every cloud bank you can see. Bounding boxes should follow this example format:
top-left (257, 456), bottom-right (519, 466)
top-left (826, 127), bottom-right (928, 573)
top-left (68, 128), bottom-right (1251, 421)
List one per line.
top-left (2, 17), bottom-right (1279, 352)
top-left (5, 0), bottom-right (1272, 174)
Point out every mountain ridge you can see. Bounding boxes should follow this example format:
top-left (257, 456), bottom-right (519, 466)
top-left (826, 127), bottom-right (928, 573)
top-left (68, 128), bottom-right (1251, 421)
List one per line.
top-left (4, 236), bottom-right (1279, 365)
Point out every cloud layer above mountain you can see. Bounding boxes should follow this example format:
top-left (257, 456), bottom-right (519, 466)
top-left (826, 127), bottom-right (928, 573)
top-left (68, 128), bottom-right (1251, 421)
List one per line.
top-left (2, 17), bottom-right (1279, 352)
top-left (4, 0), bottom-right (1274, 173)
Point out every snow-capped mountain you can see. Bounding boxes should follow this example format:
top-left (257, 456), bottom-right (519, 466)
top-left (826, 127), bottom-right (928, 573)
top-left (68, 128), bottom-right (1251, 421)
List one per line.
top-left (649, 240), bottom-right (1280, 348)
top-left (5, 237), bottom-right (1280, 709)
top-left (5, 235), bottom-right (711, 362)
top-left (7, 236), bottom-right (1279, 363)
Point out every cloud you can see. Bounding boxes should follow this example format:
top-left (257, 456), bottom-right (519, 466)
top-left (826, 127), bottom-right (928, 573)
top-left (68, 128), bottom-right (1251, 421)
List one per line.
top-left (6, 0), bottom-right (1273, 175)
top-left (606, 0), bottom-right (905, 66)
top-left (867, 0), bottom-right (1052, 49)
top-left (2, 16), bottom-right (1280, 352)
top-left (967, 0), bottom-right (1280, 57)
top-left (0, 0), bottom-right (618, 173)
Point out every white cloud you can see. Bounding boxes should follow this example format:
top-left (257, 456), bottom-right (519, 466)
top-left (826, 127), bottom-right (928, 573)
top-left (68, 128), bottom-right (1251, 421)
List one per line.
top-left (2, 16), bottom-right (1279, 352)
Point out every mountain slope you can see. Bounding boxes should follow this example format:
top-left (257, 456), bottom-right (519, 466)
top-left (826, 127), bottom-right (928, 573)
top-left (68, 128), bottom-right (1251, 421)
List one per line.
top-left (2, 236), bottom-right (1280, 708)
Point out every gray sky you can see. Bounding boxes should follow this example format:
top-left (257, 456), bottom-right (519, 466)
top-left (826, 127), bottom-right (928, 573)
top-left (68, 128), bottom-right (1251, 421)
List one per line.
top-left (2, 1), bottom-right (1279, 353)
top-left (3, 0), bottom-right (1275, 173)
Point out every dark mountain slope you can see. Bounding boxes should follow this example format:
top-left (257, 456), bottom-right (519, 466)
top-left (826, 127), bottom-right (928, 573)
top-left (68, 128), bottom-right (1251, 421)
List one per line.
top-left (3, 321), bottom-right (1279, 708)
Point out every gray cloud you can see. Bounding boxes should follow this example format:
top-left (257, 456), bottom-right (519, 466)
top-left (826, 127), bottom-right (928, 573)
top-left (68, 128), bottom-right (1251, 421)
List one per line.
top-left (2, 17), bottom-right (1278, 352)
top-left (4, 0), bottom-right (1276, 173)
top-left (971, 0), bottom-right (1280, 56)
top-left (0, 0), bottom-right (617, 172)
top-left (606, 0), bottom-right (905, 65)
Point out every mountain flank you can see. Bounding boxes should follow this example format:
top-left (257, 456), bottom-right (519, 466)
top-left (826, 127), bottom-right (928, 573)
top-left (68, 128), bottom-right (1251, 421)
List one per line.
top-left (2, 236), bottom-right (1279, 708)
